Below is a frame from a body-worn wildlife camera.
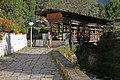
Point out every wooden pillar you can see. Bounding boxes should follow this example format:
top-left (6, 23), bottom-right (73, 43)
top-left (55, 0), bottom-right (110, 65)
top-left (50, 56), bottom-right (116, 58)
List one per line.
top-left (58, 24), bottom-right (60, 35)
top-left (65, 25), bottom-right (67, 32)
top-left (63, 24), bottom-right (65, 32)
top-left (83, 25), bottom-right (85, 41)
top-left (50, 22), bottom-right (53, 36)
top-left (94, 27), bottom-right (96, 41)
top-left (88, 26), bottom-right (90, 41)
top-left (77, 25), bottom-right (79, 43)
top-left (61, 23), bottom-right (64, 40)
top-left (69, 22), bottom-right (72, 50)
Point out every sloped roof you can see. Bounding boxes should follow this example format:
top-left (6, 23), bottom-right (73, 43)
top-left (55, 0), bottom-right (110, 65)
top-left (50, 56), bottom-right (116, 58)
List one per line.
top-left (36, 9), bottom-right (111, 25)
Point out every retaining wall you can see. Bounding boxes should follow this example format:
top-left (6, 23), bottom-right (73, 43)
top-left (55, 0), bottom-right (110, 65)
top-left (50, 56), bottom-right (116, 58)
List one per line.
top-left (0, 33), bottom-right (27, 56)
top-left (51, 50), bottom-right (91, 80)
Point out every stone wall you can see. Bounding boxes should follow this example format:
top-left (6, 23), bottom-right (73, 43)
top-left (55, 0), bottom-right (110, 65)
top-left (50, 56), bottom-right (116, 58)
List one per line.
top-left (0, 33), bottom-right (27, 56)
top-left (51, 48), bottom-right (90, 80)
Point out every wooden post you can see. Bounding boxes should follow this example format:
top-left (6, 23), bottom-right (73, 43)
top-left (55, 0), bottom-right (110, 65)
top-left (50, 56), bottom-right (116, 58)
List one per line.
top-left (83, 25), bottom-right (85, 41)
top-left (58, 24), bottom-right (60, 35)
top-left (77, 25), bottom-right (79, 44)
top-left (69, 22), bottom-right (72, 50)
top-left (50, 22), bottom-right (52, 35)
top-left (61, 23), bottom-right (64, 40)
top-left (57, 23), bottom-right (59, 40)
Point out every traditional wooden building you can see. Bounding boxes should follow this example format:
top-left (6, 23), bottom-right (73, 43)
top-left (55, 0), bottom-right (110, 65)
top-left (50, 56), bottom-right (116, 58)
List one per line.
top-left (36, 9), bottom-right (111, 43)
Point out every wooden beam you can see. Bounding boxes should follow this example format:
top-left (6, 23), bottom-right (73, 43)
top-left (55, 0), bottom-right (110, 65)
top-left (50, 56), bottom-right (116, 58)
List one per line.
top-left (86, 23), bottom-right (97, 27)
top-left (71, 20), bottom-right (81, 25)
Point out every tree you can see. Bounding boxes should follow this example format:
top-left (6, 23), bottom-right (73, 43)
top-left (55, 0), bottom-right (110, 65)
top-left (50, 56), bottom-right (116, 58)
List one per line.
top-left (36, 0), bottom-right (48, 10)
top-left (106, 0), bottom-right (120, 20)
top-left (98, 2), bottom-right (106, 18)
top-left (0, 0), bottom-right (32, 33)
top-left (0, 0), bottom-right (25, 32)
top-left (24, 0), bottom-right (37, 19)
top-left (0, 0), bottom-right (39, 34)
top-left (0, 0), bottom-right (25, 20)
top-left (46, 0), bottom-right (98, 15)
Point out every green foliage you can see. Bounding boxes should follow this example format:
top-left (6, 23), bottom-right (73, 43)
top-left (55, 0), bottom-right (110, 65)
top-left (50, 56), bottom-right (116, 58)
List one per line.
top-left (98, 2), bottom-right (106, 18)
top-left (19, 27), bottom-right (27, 34)
top-left (59, 45), bottom-right (77, 63)
top-left (0, 35), bottom-right (2, 40)
top-left (105, 0), bottom-right (120, 20)
top-left (47, 0), bottom-right (98, 15)
top-left (0, 0), bottom-right (27, 33)
top-left (0, 8), bottom-right (5, 17)
top-left (36, 0), bottom-right (48, 10)
top-left (97, 39), bottom-right (120, 79)
top-left (76, 44), bottom-right (91, 69)
top-left (76, 39), bottom-right (120, 79)
top-left (0, 0), bottom-right (37, 33)
top-left (24, 0), bottom-right (37, 19)
top-left (0, 0), bottom-right (25, 20)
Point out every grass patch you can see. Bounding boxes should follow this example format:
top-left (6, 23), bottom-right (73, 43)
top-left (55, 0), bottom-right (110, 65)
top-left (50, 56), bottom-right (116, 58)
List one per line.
top-left (0, 55), bottom-right (15, 61)
top-left (58, 45), bottom-right (77, 63)
top-left (59, 46), bottom-right (72, 59)
top-left (0, 55), bottom-right (8, 60)
top-left (16, 46), bottom-right (29, 52)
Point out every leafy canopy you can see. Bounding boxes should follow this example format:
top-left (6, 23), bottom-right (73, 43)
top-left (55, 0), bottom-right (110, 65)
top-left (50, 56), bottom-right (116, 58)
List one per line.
top-left (0, 0), bottom-right (37, 33)
top-left (106, 0), bottom-right (120, 20)
top-left (46, 0), bottom-right (98, 15)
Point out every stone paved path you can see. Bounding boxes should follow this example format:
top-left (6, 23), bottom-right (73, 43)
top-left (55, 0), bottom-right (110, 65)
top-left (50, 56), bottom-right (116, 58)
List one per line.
top-left (0, 48), bottom-right (63, 80)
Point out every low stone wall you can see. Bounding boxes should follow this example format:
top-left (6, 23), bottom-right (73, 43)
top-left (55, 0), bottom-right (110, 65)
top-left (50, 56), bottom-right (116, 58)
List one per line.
top-left (0, 33), bottom-right (27, 56)
top-left (51, 50), bottom-right (90, 80)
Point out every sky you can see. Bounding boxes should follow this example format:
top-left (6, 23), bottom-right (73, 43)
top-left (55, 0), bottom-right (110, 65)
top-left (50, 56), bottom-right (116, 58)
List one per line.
top-left (98, 0), bottom-right (108, 4)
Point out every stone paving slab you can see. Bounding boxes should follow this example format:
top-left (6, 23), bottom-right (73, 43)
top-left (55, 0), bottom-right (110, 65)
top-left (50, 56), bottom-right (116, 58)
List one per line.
top-left (0, 48), bottom-right (63, 80)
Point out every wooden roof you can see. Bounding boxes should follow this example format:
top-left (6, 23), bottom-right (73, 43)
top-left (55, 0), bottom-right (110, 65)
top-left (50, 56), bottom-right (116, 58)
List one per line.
top-left (36, 9), bottom-right (111, 25)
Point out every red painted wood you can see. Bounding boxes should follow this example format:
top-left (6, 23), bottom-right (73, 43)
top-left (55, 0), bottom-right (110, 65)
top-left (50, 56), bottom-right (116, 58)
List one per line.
top-left (47, 13), bottom-right (62, 19)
